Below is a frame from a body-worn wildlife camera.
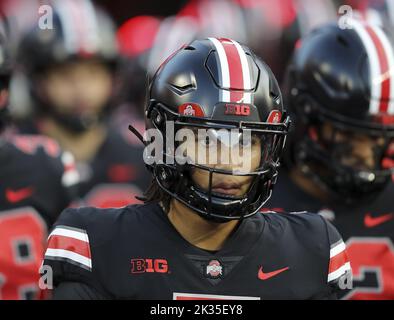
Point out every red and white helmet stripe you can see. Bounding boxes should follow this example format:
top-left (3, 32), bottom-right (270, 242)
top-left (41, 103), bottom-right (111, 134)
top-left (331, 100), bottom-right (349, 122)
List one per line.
top-left (208, 37), bottom-right (253, 104)
top-left (351, 19), bottom-right (394, 115)
top-left (54, 0), bottom-right (100, 55)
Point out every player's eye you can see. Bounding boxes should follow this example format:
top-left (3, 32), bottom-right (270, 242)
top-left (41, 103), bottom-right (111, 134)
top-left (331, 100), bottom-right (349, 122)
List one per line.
top-left (240, 134), bottom-right (259, 147)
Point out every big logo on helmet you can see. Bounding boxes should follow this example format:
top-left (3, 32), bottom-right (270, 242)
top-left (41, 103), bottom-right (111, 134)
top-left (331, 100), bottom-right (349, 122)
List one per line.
top-left (224, 104), bottom-right (250, 116)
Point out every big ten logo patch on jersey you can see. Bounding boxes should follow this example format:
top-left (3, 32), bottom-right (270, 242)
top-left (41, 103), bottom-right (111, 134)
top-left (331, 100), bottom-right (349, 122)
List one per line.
top-left (130, 258), bottom-right (169, 274)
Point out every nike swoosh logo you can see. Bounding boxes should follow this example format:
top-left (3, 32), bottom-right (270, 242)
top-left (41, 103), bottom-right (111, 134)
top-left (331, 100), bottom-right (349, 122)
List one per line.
top-left (5, 187), bottom-right (34, 203)
top-left (364, 213), bottom-right (393, 228)
top-left (258, 266), bottom-right (289, 280)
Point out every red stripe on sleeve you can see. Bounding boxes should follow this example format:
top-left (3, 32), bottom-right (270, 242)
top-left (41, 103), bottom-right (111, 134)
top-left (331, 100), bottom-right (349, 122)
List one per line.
top-left (329, 250), bottom-right (349, 274)
top-left (47, 235), bottom-right (91, 259)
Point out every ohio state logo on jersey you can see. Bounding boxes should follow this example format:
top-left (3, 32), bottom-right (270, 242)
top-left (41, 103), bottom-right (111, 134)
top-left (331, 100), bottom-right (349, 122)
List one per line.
top-left (205, 259), bottom-right (223, 279)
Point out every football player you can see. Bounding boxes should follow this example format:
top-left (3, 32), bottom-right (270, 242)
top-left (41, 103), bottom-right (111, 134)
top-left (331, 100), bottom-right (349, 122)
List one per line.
top-left (0, 27), bottom-right (79, 300)
top-left (266, 21), bottom-right (394, 299)
top-left (42, 38), bottom-right (351, 300)
top-left (16, 0), bottom-right (149, 208)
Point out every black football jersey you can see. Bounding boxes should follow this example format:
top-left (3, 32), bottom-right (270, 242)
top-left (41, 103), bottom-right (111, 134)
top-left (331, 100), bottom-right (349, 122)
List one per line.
top-left (72, 127), bottom-right (150, 208)
top-left (42, 202), bottom-right (351, 300)
top-left (0, 134), bottom-right (79, 300)
top-left (266, 169), bottom-right (394, 300)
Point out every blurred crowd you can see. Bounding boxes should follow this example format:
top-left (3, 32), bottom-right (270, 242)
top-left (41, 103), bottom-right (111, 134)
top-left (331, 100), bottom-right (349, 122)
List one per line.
top-left (0, 0), bottom-right (393, 300)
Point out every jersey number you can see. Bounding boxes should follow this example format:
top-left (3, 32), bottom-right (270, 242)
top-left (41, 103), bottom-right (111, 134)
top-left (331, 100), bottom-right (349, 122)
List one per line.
top-left (343, 238), bottom-right (394, 300)
top-left (0, 208), bottom-right (47, 300)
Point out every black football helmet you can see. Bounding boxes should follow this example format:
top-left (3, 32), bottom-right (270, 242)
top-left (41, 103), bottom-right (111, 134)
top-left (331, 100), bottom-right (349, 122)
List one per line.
top-left (285, 21), bottom-right (394, 202)
top-left (143, 38), bottom-right (290, 222)
top-left (17, 0), bottom-right (118, 133)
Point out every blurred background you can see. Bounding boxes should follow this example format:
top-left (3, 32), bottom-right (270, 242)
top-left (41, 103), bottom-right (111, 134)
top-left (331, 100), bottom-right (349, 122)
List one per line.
top-left (0, 0), bottom-right (393, 300)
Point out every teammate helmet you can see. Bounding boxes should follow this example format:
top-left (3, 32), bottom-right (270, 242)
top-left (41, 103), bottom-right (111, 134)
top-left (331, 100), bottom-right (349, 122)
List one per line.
top-left (285, 21), bottom-right (394, 201)
top-left (17, 0), bottom-right (118, 133)
top-left (145, 38), bottom-right (290, 222)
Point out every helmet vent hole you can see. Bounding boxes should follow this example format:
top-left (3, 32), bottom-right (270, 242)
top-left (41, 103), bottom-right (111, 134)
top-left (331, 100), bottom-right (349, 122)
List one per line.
top-left (169, 83), bottom-right (195, 95)
top-left (269, 90), bottom-right (279, 99)
top-left (184, 46), bottom-right (196, 50)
